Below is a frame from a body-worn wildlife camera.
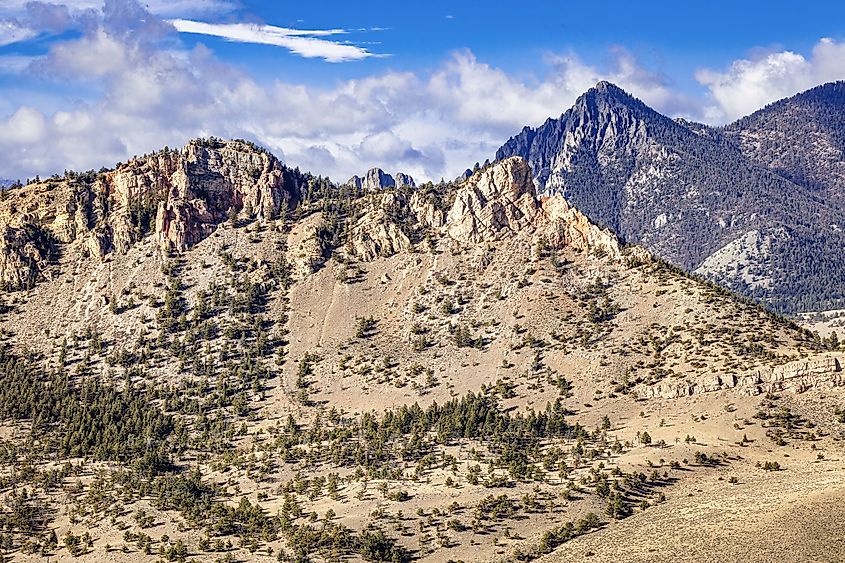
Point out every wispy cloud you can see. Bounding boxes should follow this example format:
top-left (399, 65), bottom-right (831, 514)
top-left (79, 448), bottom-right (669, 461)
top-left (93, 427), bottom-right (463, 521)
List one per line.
top-left (170, 19), bottom-right (382, 62)
top-left (0, 0), bottom-right (236, 18)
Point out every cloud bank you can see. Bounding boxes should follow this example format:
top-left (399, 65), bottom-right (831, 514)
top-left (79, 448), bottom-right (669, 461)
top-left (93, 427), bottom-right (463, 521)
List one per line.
top-left (696, 38), bottom-right (845, 121)
top-left (0, 0), bottom-right (844, 185)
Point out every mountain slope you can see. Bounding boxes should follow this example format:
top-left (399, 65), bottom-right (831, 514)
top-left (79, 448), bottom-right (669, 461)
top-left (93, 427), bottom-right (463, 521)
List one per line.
top-left (723, 81), bottom-right (845, 200)
top-left (2, 142), bottom-right (844, 562)
top-left (496, 81), bottom-right (845, 314)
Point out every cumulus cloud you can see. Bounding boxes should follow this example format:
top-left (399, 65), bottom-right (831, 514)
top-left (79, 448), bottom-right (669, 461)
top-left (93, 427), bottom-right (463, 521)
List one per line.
top-left (170, 19), bottom-right (380, 62)
top-left (0, 0), bottom-right (721, 184)
top-left (0, 9), bottom-right (693, 184)
top-left (696, 38), bottom-right (845, 122)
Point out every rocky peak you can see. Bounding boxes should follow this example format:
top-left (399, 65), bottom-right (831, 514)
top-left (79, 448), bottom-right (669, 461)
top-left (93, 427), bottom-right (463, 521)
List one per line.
top-left (493, 81), bottom-right (845, 314)
top-left (444, 156), bottom-right (621, 256)
top-left (0, 138), bottom-right (296, 290)
top-left (320, 156), bottom-right (621, 269)
top-left (149, 138), bottom-right (291, 251)
top-left (347, 168), bottom-right (415, 191)
top-left (495, 82), bottom-right (663, 193)
top-left (393, 172), bottom-right (416, 188)
top-left (446, 157), bottom-right (536, 243)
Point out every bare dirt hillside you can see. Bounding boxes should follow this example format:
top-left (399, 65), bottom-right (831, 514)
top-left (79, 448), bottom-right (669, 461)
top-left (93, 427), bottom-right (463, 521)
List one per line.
top-left (1, 140), bottom-right (844, 562)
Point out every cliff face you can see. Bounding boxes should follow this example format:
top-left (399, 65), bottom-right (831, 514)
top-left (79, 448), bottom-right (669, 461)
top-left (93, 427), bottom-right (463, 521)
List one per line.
top-left (147, 140), bottom-right (291, 251)
top-left (347, 168), bottom-right (415, 191)
top-left (0, 139), bottom-right (296, 289)
top-left (638, 355), bottom-right (845, 399)
top-left (336, 156), bottom-right (622, 269)
top-left (446, 156), bottom-right (537, 244)
top-left (0, 142), bottom-right (622, 291)
top-left (0, 224), bottom-right (56, 291)
top-left (444, 156), bottom-right (621, 256)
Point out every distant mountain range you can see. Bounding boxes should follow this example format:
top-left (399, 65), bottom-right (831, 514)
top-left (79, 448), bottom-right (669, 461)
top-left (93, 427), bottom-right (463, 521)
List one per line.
top-left (497, 81), bottom-right (845, 314)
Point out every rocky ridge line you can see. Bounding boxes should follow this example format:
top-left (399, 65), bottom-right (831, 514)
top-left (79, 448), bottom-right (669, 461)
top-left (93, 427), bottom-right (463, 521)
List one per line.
top-left (638, 355), bottom-right (844, 399)
top-left (1, 144), bottom-right (624, 290)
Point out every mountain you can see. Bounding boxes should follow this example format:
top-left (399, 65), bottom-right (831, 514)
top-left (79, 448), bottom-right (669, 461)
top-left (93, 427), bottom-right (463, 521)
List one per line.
top-left (723, 81), bottom-right (845, 200)
top-left (2, 139), bottom-right (842, 562)
top-left (496, 81), bottom-right (845, 314)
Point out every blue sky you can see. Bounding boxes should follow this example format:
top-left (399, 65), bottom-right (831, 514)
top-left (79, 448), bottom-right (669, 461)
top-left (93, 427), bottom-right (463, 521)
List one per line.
top-left (0, 0), bottom-right (844, 182)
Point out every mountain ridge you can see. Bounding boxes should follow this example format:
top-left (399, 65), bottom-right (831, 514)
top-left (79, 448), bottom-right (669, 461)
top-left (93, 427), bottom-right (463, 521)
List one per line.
top-left (496, 80), bottom-right (845, 314)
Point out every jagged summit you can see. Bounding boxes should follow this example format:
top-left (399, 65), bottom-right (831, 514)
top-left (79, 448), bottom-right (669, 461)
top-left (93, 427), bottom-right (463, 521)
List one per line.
top-left (585, 80), bottom-right (638, 101)
top-left (0, 142), bottom-right (620, 293)
top-left (0, 138), bottom-right (302, 290)
top-left (496, 81), bottom-right (845, 314)
top-left (346, 167), bottom-right (415, 191)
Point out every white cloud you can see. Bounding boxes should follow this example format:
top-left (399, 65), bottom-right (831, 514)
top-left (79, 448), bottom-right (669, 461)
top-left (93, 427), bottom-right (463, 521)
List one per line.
top-left (0, 18), bottom-right (37, 46)
top-left (170, 19), bottom-right (380, 62)
top-left (0, 55), bottom-right (33, 73)
top-left (696, 38), bottom-right (845, 122)
top-left (0, 0), bottom-right (234, 18)
top-left (0, 20), bottom-right (692, 184)
top-left (0, 0), bottom-right (728, 185)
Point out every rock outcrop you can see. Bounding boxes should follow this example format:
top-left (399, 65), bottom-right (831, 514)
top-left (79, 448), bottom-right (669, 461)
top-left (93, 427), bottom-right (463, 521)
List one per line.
top-left (0, 144), bottom-right (623, 291)
top-left (446, 157), bottom-right (537, 243)
top-left (346, 192), bottom-right (413, 261)
top-left (444, 156), bottom-right (621, 256)
top-left (638, 355), bottom-right (845, 399)
top-left (537, 196), bottom-right (621, 258)
top-left (0, 224), bottom-right (55, 290)
top-left (409, 192), bottom-right (446, 229)
top-left (0, 139), bottom-right (297, 289)
top-left (347, 168), bottom-right (415, 191)
top-left (394, 172), bottom-right (416, 188)
top-left (148, 140), bottom-right (290, 251)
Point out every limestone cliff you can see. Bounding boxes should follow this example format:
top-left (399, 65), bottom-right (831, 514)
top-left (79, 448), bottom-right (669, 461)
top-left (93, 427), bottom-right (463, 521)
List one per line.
top-left (0, 144), bottom-right (622, 291)
top-left (638, 355), bottom-right (845, 399)
top-left (341, 156), bottom-right (622, 265)
top-left (0, 139), bottom-right (296, 289)
top-left (445, 157), bottom-right (621, 256)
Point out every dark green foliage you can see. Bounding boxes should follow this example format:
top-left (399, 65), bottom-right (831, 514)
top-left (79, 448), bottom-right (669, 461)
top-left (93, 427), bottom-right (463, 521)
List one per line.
top-left (497, 81), bottom-right (845, 314)
top-left (537, 512), bottom-right (601, 554)
top-left (358, 528), bottom-right (411, 562)
top-left (0, 344), bottom-right (174, 465)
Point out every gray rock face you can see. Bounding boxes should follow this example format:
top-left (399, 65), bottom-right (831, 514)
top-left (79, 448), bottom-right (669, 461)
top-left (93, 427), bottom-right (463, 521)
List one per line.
top-left (496, 81), bottom-right (845, 314)
top-left (347, 168), bottom-right (414, 191)
top-left (393, 172), bottom-right (415, 188)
